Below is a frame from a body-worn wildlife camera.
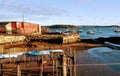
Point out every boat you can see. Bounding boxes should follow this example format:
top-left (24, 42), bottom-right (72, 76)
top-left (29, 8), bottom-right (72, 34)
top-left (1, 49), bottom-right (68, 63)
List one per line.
top-left (78, 30), bottom-right (83, 33)
top-left (114, 29), bottom-right (120, 33)
top-left (87, 30), bottom-right (95, 34)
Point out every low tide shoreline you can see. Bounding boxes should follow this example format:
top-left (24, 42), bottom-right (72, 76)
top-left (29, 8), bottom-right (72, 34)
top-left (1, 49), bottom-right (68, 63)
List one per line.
top-left (81, 36), bottom-right (120, 44)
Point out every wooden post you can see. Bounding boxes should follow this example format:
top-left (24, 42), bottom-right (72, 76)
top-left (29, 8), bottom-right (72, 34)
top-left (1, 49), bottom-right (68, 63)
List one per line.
top-left (56, 60), bottom-right (58, 76)
top-left (52, 52), bottom-right (55, 75)
top-left (37, 53), bottom-right (40, 76)
top-left (70, 59), bottom-right (72, 76)
top-left (40, 55), bottom-right (43, 76)
top-left (0, 64), bottom-right (3, 76)
top-left (63, 54), bottom-right (67, 76)
top-left (59, 54), bottom-right (63, 76)
top-left (59, 56), bottom-right (62, 76)
top-left (24, 48), bottom-right (27, 74)
top-left (17, 63), bottom-right (21, 76)
top-left (73, 50), bottom-right (76, 76)
top-left (38, 59), bottom-right (40, 76)
top-left (53, 59), bottom-right (55, 75)
top-left (67, 58), bottom-right (70, 76)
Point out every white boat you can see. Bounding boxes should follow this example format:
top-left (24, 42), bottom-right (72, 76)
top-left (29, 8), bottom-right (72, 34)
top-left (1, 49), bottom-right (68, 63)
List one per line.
top-left (87, 30), bottom-right (95, 34)
top-left (114, 29), bottom-right (120, 33)
top-left (78, 30), bottom-right (83, 33)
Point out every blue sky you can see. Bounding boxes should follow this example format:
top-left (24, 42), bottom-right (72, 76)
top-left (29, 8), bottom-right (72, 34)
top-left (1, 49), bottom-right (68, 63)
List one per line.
top-left (0, 0), bottom-right (120, 25)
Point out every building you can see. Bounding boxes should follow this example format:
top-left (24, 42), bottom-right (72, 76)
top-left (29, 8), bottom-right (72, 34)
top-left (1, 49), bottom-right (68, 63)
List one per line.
top-left (0, 21), bottom-right (41, 35)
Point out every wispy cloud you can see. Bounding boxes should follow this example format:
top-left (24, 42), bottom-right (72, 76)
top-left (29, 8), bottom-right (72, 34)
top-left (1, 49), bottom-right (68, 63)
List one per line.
top-left (0, 0), bottom-right (67, 23)
top-left (1, 0), bottom-right (10, 7)
top-left (1, 0), bottom-right (67, 16)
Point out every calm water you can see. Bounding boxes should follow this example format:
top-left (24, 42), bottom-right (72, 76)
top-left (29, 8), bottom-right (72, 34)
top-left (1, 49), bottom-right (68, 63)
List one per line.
top-left (51, 26), bottom-right (120, 39)
top-left (88, 47), bottom-right (120, 71)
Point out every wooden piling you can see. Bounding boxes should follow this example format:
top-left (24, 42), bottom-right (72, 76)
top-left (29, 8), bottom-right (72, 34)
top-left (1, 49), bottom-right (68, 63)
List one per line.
top-left (70, 59), bottom-right (72, 76)
top-left (67, 58), bottom-right (71, 76)
top-left (38, 59), bottom-right (40, 76)
top-left (52, 51), bottom-right (55, 75)
top-left (56, 60), bottom-right (58, 76)
top-left (73, 50), bottom-right (76, 76)
top-left (63, 54), bottom-right (67, 76)
top-left (24, 48), bottom-right (27, 71)
top-left (17, 63), bottom-right (21, 76)
top-left (40, 55), bottom-right (43, 76)
top-left (59, 54), bottom-right (63, 76)
top-left (0, 64), bottom-right (3, 76)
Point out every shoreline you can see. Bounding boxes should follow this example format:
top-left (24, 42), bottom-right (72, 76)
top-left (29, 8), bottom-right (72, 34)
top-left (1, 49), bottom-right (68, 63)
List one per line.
top-left (81, 36), bottom-right (120, 44)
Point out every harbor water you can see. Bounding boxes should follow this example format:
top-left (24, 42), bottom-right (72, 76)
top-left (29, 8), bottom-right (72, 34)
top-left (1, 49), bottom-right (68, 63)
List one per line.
top-left (51, 26), bottom-right (120, 39)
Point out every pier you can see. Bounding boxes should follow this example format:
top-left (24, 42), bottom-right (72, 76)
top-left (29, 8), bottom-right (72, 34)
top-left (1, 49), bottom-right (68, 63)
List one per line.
top-left (104, 42), bottom-right (120, 50)
top-left (0, 49), bottom-right (76, 76)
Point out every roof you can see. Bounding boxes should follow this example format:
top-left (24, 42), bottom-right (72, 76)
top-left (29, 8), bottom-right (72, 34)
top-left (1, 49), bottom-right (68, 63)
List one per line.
top-left (0, 21), bottom-right (39, 25)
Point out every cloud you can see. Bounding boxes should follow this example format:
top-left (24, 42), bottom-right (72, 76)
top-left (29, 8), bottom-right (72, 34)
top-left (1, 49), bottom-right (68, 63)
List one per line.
top-left (0, 0), bottom-right (68, 23)
top-left (1, 0), bottom-right (15, 7)
top-left (1, 0), bottom-right (67, 16)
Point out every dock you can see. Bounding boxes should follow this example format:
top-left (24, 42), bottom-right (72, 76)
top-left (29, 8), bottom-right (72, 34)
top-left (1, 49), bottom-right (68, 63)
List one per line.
top-left (0, 49), bottom-right (76, 76)
top-left (104, 42), bottom-right (120, 50)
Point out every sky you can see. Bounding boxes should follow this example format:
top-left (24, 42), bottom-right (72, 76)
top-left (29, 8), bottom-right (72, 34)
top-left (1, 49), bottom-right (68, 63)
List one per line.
top-left (0, 0), bottom-right (120, 25)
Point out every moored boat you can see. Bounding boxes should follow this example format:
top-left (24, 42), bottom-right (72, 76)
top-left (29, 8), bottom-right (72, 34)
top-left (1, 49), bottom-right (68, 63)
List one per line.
top-left (114, 29), bottom-right (120, 33)
top-left (78, 30), bottom-right (83, 33)
top-left (87, 30), bottom-right (95, 34)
